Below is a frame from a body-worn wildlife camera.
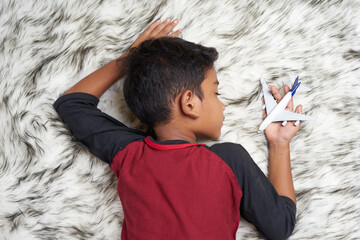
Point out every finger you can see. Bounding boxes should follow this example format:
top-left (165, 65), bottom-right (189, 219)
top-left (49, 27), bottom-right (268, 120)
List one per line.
top-left (143, 19), bottom-right (161, 36)
top-left (169, 28), bottom-right (183, 37)
top-left (269, 85), bottom-right (282, 103)
top-left (130, 20), bottom-right (161, 48)
top-left (157, 19), bottom-right (179, 37)
top-left (295, 104), bottom-right (303, 113)
top-left (284, 84), bottom-right (294, 111)
top-left (150, 18), bottom-right (173, 37)
top-left (284, 84), bottom-right (290, 94)
top-left (287, 105), bottom-right (302, 125)
top-left (293, 105), bottom-right (303, 127)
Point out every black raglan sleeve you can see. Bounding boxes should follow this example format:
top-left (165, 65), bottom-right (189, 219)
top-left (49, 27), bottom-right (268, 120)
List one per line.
top-left (210, 142), bottom-right (296, 240)
top-left (53, 92), bottom-right (146, 165)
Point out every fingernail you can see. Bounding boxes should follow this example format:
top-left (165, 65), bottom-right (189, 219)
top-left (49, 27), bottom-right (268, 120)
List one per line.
top-left (178, 28), bottom-right (183, 33)
top-left (173, 19), bottom-right (178, 24)
top-left (166, 18), bottom-right (171, 22)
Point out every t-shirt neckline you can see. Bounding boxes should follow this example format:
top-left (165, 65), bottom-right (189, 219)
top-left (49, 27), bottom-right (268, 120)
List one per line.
top-left (145, 136), bottom-right (206, 150)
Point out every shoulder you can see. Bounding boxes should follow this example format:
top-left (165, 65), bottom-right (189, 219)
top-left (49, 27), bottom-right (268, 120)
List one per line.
top-left (206, 142), bottom-right (256, 188)
top-left (209, 142), bottom-right (249, 155)
top-left (208, 142), bottom-right (253, 168)
top-left (53, 92), bottom-right (99, 111)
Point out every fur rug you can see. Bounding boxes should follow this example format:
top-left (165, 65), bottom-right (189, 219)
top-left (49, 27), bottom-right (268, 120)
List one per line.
top-left (1, 0), bottom-right (359, 239)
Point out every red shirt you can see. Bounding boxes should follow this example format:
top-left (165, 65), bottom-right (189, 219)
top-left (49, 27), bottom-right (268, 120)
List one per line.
top-left (111, 136), bottom-right (242, 240)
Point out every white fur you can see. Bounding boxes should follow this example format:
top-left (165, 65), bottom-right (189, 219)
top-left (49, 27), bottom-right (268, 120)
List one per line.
top-left (1, 0), bottom-right (359, 239)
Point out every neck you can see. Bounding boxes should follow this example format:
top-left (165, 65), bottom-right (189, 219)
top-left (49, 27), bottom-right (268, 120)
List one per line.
top-left (153, 122), bottom-right (197, 143)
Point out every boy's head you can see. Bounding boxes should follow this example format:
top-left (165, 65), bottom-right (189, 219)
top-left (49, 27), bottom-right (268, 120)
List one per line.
top-left (123, 37), bottom-right (225, 139)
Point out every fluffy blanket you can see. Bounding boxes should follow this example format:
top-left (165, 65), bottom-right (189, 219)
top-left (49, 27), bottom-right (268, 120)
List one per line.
top-left (1, 0), bottom-right (359, 239)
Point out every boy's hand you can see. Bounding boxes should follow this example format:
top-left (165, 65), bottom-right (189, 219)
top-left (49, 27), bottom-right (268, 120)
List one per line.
top-left (65, 19), bottom-right (182, 99)
top-left (262, 84), bottom-right (303, 145)
top-left (130, 18), bottom-right (182, 49)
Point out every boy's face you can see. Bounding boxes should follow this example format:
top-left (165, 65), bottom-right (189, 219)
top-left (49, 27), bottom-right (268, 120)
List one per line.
top-left (196, 66), bottom-right (225, 139)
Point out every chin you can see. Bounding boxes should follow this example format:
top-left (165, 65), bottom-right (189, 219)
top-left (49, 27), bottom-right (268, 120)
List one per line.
top-left (211, 131), bottom-right (222, 140)
top-left (216, 128), bottom-right (222, 138)
top-left (197, 132), bottom-right (220, 141)
top-left (214, 133), bottom-right (221, 139)
top-left (197, 128), bottom-right (222, 140)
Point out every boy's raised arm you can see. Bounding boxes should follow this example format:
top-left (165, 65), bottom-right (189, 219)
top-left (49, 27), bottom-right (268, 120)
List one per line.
top-left (63, 18), bottom-right (182, 99)
top-left (53, 19), bottom-right (182, 165)
top-left (263, 84), bottom-right (303, 204)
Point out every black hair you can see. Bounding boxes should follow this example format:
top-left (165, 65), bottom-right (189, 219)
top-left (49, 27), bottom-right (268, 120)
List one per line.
top-left (121, 37), bottom-right (218, 128)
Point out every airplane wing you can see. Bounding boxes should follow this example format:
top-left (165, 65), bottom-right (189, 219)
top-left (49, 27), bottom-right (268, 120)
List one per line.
top-left (260, 76), bottom-right (277, 115)
top-left (271, 110), bottom-right (315, 122)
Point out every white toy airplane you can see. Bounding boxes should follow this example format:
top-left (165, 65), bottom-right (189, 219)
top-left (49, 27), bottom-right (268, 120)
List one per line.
top-left (259, 74), bottom-right (315, 132)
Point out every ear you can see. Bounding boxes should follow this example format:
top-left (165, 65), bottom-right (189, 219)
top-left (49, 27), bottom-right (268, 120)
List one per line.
top-left (180, 90), bottom-right (201, 119)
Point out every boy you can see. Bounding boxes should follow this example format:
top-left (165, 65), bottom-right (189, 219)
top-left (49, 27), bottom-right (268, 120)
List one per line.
top-left (54, 19), bottom-right (302, 240)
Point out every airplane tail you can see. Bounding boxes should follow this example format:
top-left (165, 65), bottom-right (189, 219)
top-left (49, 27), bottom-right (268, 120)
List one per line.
top-left (289, 73), bottom-right (312, 92)
top-left (260, 74), bottom-right (312, 93)
top-left (291, 76), bottom-right (301, 96)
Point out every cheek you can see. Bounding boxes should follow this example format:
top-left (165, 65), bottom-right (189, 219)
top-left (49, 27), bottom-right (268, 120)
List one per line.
top-left (212, 100), bottom-right (224, 124)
